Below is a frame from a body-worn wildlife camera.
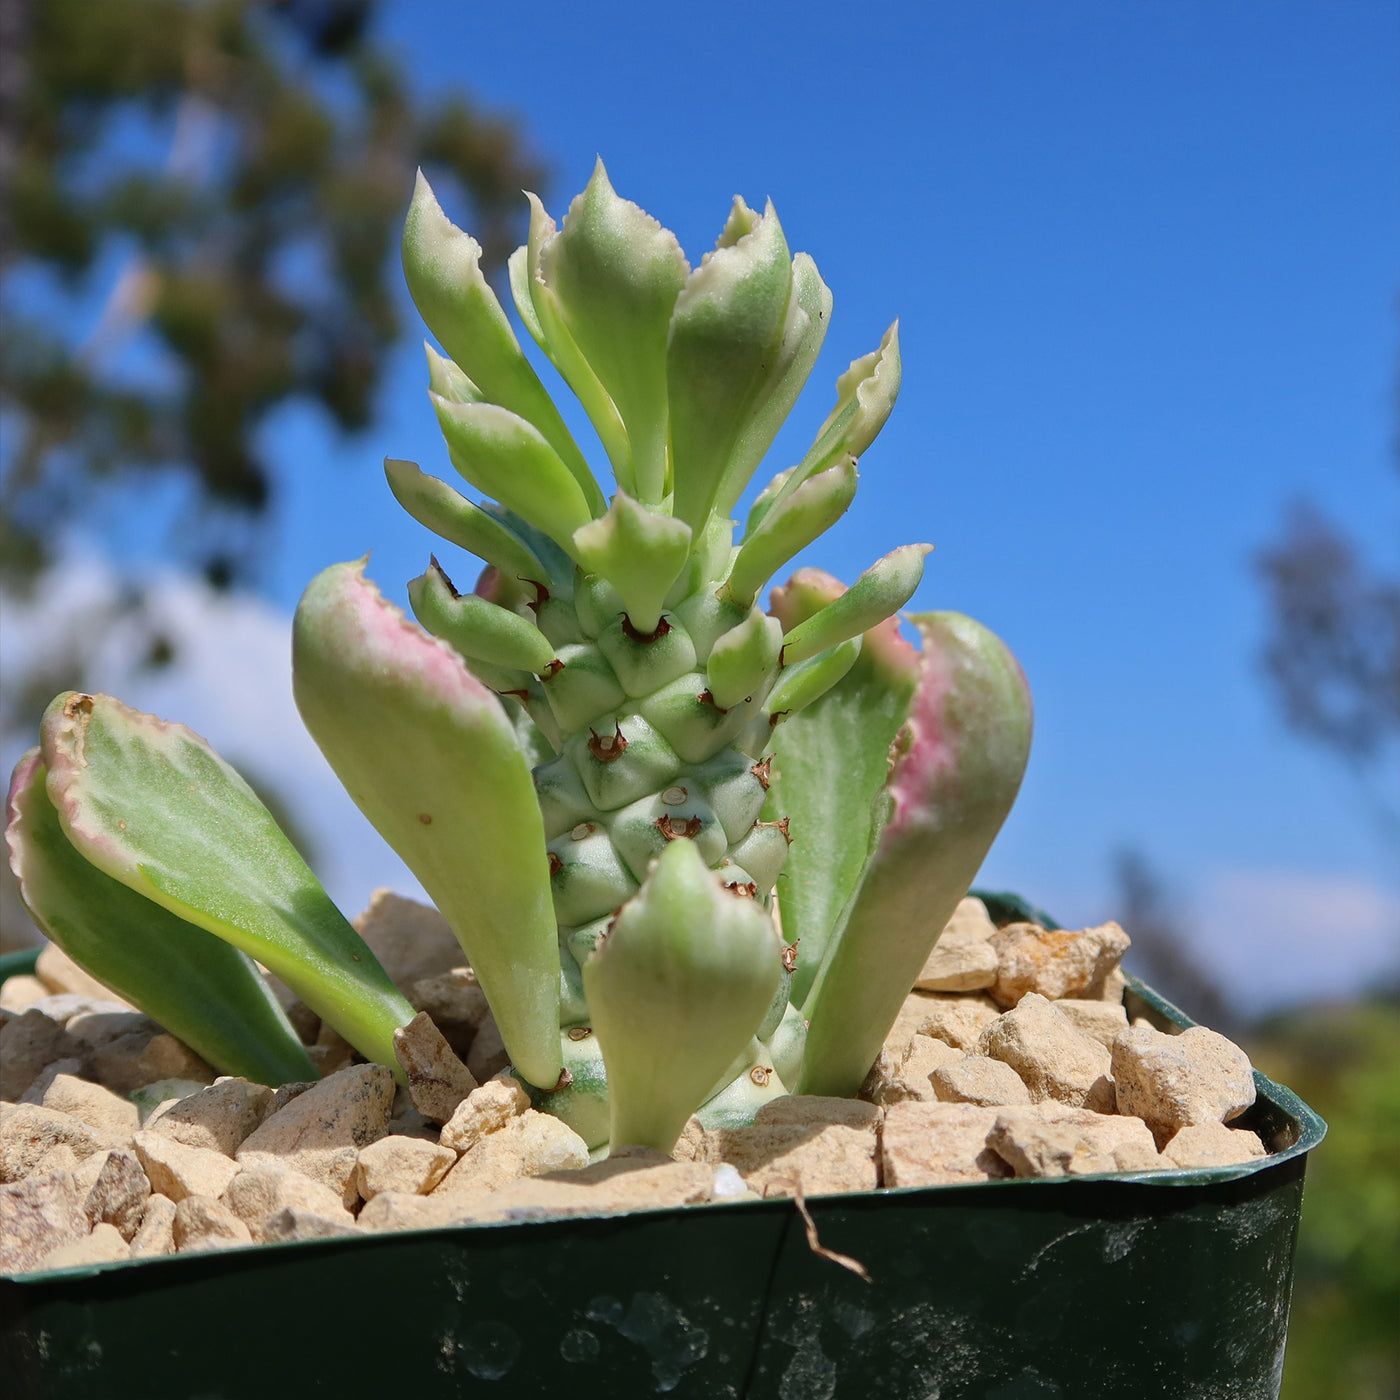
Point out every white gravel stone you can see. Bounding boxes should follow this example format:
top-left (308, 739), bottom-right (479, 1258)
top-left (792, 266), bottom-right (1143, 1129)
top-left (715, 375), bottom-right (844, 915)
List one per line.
top-left (433, 1110), bottom-right (589, 1198)
top-left (172, 1195), bottom-right (253, 1252)
top-left (128, 1194), bottom-right (178, 1257)
top-left (236, 1064), bottom-right (395, 1208)
top-left (35, 1221), bottom-right (130, 1270)
top-left (80, 1148), bottom-right (151, 1239)
top-left (0, 975), bottom-right (50, 1013)
top-left (866, 1035), bottom-right (965, 1106)
top-left (0, 1170), bottom-right (87, 1274)
top-left (930, 1055), bottom-right (1032, 1107)
top-left (356, 1134), bottom-right (456, 1199)
top-left (0, 1009), bottom-right (79, 1101)
top-left (1161, 1121), bottom-right (1268, 1168)
top-left (90, 1032), bottom-right (214, 1095)
top-left (879, 1101), bottom-right (1013, 1187)
top-left (393, 1012), bottom-right (477, 1125)
top-left (0, 1104), bottom-right (115, 1182)
top-left (145, 1078), bottom-right (273, 1156)
top-left (1111, 1025), bottom-right (1256, 1138)
top-left (1052, 999), bottom-right (1130, 1048)
top-left (988, 921), bottom-right (1131, 1008)
top-left (222, 1164), bottom-right (356, 1241)
top-left (988, 1105), bottom-right (1161, 1176)
top-left (41, 1074), bottom-right (140, 1139)
top-left (133, 1131), bottom-right (239, 1203)
top-left (977, 993), bottom-right (1117, 1113)
top-left (915, 899), bottom-right (1000, 991)
top-left (438, 1075), bottom-right (532, 1155)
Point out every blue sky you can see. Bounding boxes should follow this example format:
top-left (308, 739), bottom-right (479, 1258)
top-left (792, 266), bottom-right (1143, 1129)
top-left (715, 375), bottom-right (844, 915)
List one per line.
top-left (7, 0), bottom-right (1397, 1008)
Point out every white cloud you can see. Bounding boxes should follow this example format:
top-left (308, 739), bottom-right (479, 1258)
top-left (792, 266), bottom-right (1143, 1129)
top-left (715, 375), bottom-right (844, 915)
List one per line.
top-left (2, 554), bottom-right (426, 917)
top-left (1188, 866), bottom-right (1400, 1011)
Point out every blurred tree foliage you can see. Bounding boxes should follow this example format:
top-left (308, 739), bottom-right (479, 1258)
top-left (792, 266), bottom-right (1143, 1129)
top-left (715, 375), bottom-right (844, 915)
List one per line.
top-left (1255, 495), bottom-right (1399, 829)
top-left (1251, 998), bottom-right (1400, 1400)
top-left (0, 0), bottom-right (544, 590)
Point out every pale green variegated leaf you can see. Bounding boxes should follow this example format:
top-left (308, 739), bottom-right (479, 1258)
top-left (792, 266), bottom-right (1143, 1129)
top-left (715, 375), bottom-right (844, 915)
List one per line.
top-left (780, 543), bottom-right (931, 665)
top-left (726, 456), bottom-right (857, 608)
top-left (705, 608), bottom-right (783, 711)
top-left (402, 171), bottom-right (603, 515)
top-left (765, 322), bottom-right (902, 522)
top-left (798, 613), bottom-right (1033, 1096)
top-left (667, 201), bottom-right (794, 537)
top-left (432, 395), bottom-right (595, 559)
top-left (715, 252), bottom-right (832, 519)
top-left (539, 159), bottom-right (689, 506)
top-left (6, 749), bottom-right (317, 1087)
top-left (762, 636), bottom-right (862, 725)
top-left (765, 571), bottom-right (923, 1006)
top-left (38, 693), bottom-right (413, 1077)
top-left (583, 838), bottom-right (782, 1153)
top-left (384, 458), bottom-right (550, 585)
top-left (409, 558), bottom-right (556, 674)
top-left (521, 192), bottom-right (633, 492)
top-left (571, 491), bottom-right (692, 636)
top-left (293, 560), bottom-right (562, 1091)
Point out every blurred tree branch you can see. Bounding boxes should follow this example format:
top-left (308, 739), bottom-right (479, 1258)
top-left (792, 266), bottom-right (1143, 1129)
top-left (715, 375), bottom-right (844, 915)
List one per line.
top-left (0, 0), bottom-right (545, 592)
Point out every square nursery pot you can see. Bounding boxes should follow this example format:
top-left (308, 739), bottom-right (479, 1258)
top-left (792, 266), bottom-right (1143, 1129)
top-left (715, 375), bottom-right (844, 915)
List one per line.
top-left (0, 896), bottom-right (1326, 1400)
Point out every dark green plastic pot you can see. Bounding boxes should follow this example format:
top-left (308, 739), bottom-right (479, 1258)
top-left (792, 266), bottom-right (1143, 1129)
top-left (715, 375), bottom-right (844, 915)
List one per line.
top-left (0, 900), bottom-right (1325, 1400)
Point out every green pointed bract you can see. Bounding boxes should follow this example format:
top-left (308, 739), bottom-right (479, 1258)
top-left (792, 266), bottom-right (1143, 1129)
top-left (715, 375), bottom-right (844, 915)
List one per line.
top-left (770, 322), bottom-right (902, 519)
top-left (780, 543), bottom-right (932, 666)
top-left (409, 558), bottom-right (556, 675)
top-left (37, 692), bottom-right (412, 1078)
top-left (384, 459), bottom-right (549, 585)
top-left (432, 395), bottom-right (595, 560)
top-left (424, 342), bottom-right (481, 404)
top-left (725, 456), bottom-right (858, 609)
top-left (293, 559), bottom-right (562, 1090)
top-left (716, 252), bottom-right (832, 519)
top-left (798, 612), bottom-right (1034, 1097)
top-left (571, 491), bottom-right (692, 636)
top-left (705, 608), bottom-right (783, 711)
top-left (6, 750), bottom-right (316, 1087)
top-left (520, 192), bottom-right (633, 491)
top-left (767, 571), bottom-right (923, 1006)
top-left (667, 201), bottom-right (794, 536)
top-left (402, 171), bottom-right (602, 514)
top-left (538, 160), bottom-right (689, 506)
top-left (764, 636), bottom-right (862, 725)
top-left (583, 838), bottom-right (782, 1153)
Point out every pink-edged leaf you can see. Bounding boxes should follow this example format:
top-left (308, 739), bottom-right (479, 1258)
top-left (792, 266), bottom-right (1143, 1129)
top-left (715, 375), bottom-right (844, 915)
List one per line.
top-left (292, 559), bottom-right (562, 1090)
top-left (798, 611), bottom-right (1033, 1097)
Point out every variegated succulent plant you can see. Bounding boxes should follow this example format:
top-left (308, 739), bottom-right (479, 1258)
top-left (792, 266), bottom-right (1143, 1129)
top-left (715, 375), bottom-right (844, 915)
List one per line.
top-left (5, 163), bottom-right (1033, 1155)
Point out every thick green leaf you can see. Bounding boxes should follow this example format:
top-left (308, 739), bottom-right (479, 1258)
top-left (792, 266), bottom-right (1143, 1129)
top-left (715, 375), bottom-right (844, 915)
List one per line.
top-left (384, 458), bottom-right (549, 585)
top-left (402, 171), bottom-right (603, 514)
top-left (432, 396), bottom-right (596, 559)
top-left (766, 592), bottom-right (922, 1007)
top-left (798, 612), bottom-right (1034, 1096)
top-left (539, 159), bottom-right (689, 505)
top-left (779, 543), bottom-right (932, 665)
top-left (520, 192), bottom-right (634, 492)
top-left (667, 200), bottom-right (793, 536)
top-left (714, 251), bottom-right (832, 519)
top-left (583, 838), bottom-right (782, 1152)
top-left (39, 693), bottom-right (413, 1077)
top-left (409, 558), bottom-right (556, 674)
top-left (726, 456), bottom-right (858, 608)
top-left (6, 749), bottom-right (316, 1087)
top-left (571, 491), bottom-right (692, 636)
top-left (293, 560), bottom-right (562, 1090)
